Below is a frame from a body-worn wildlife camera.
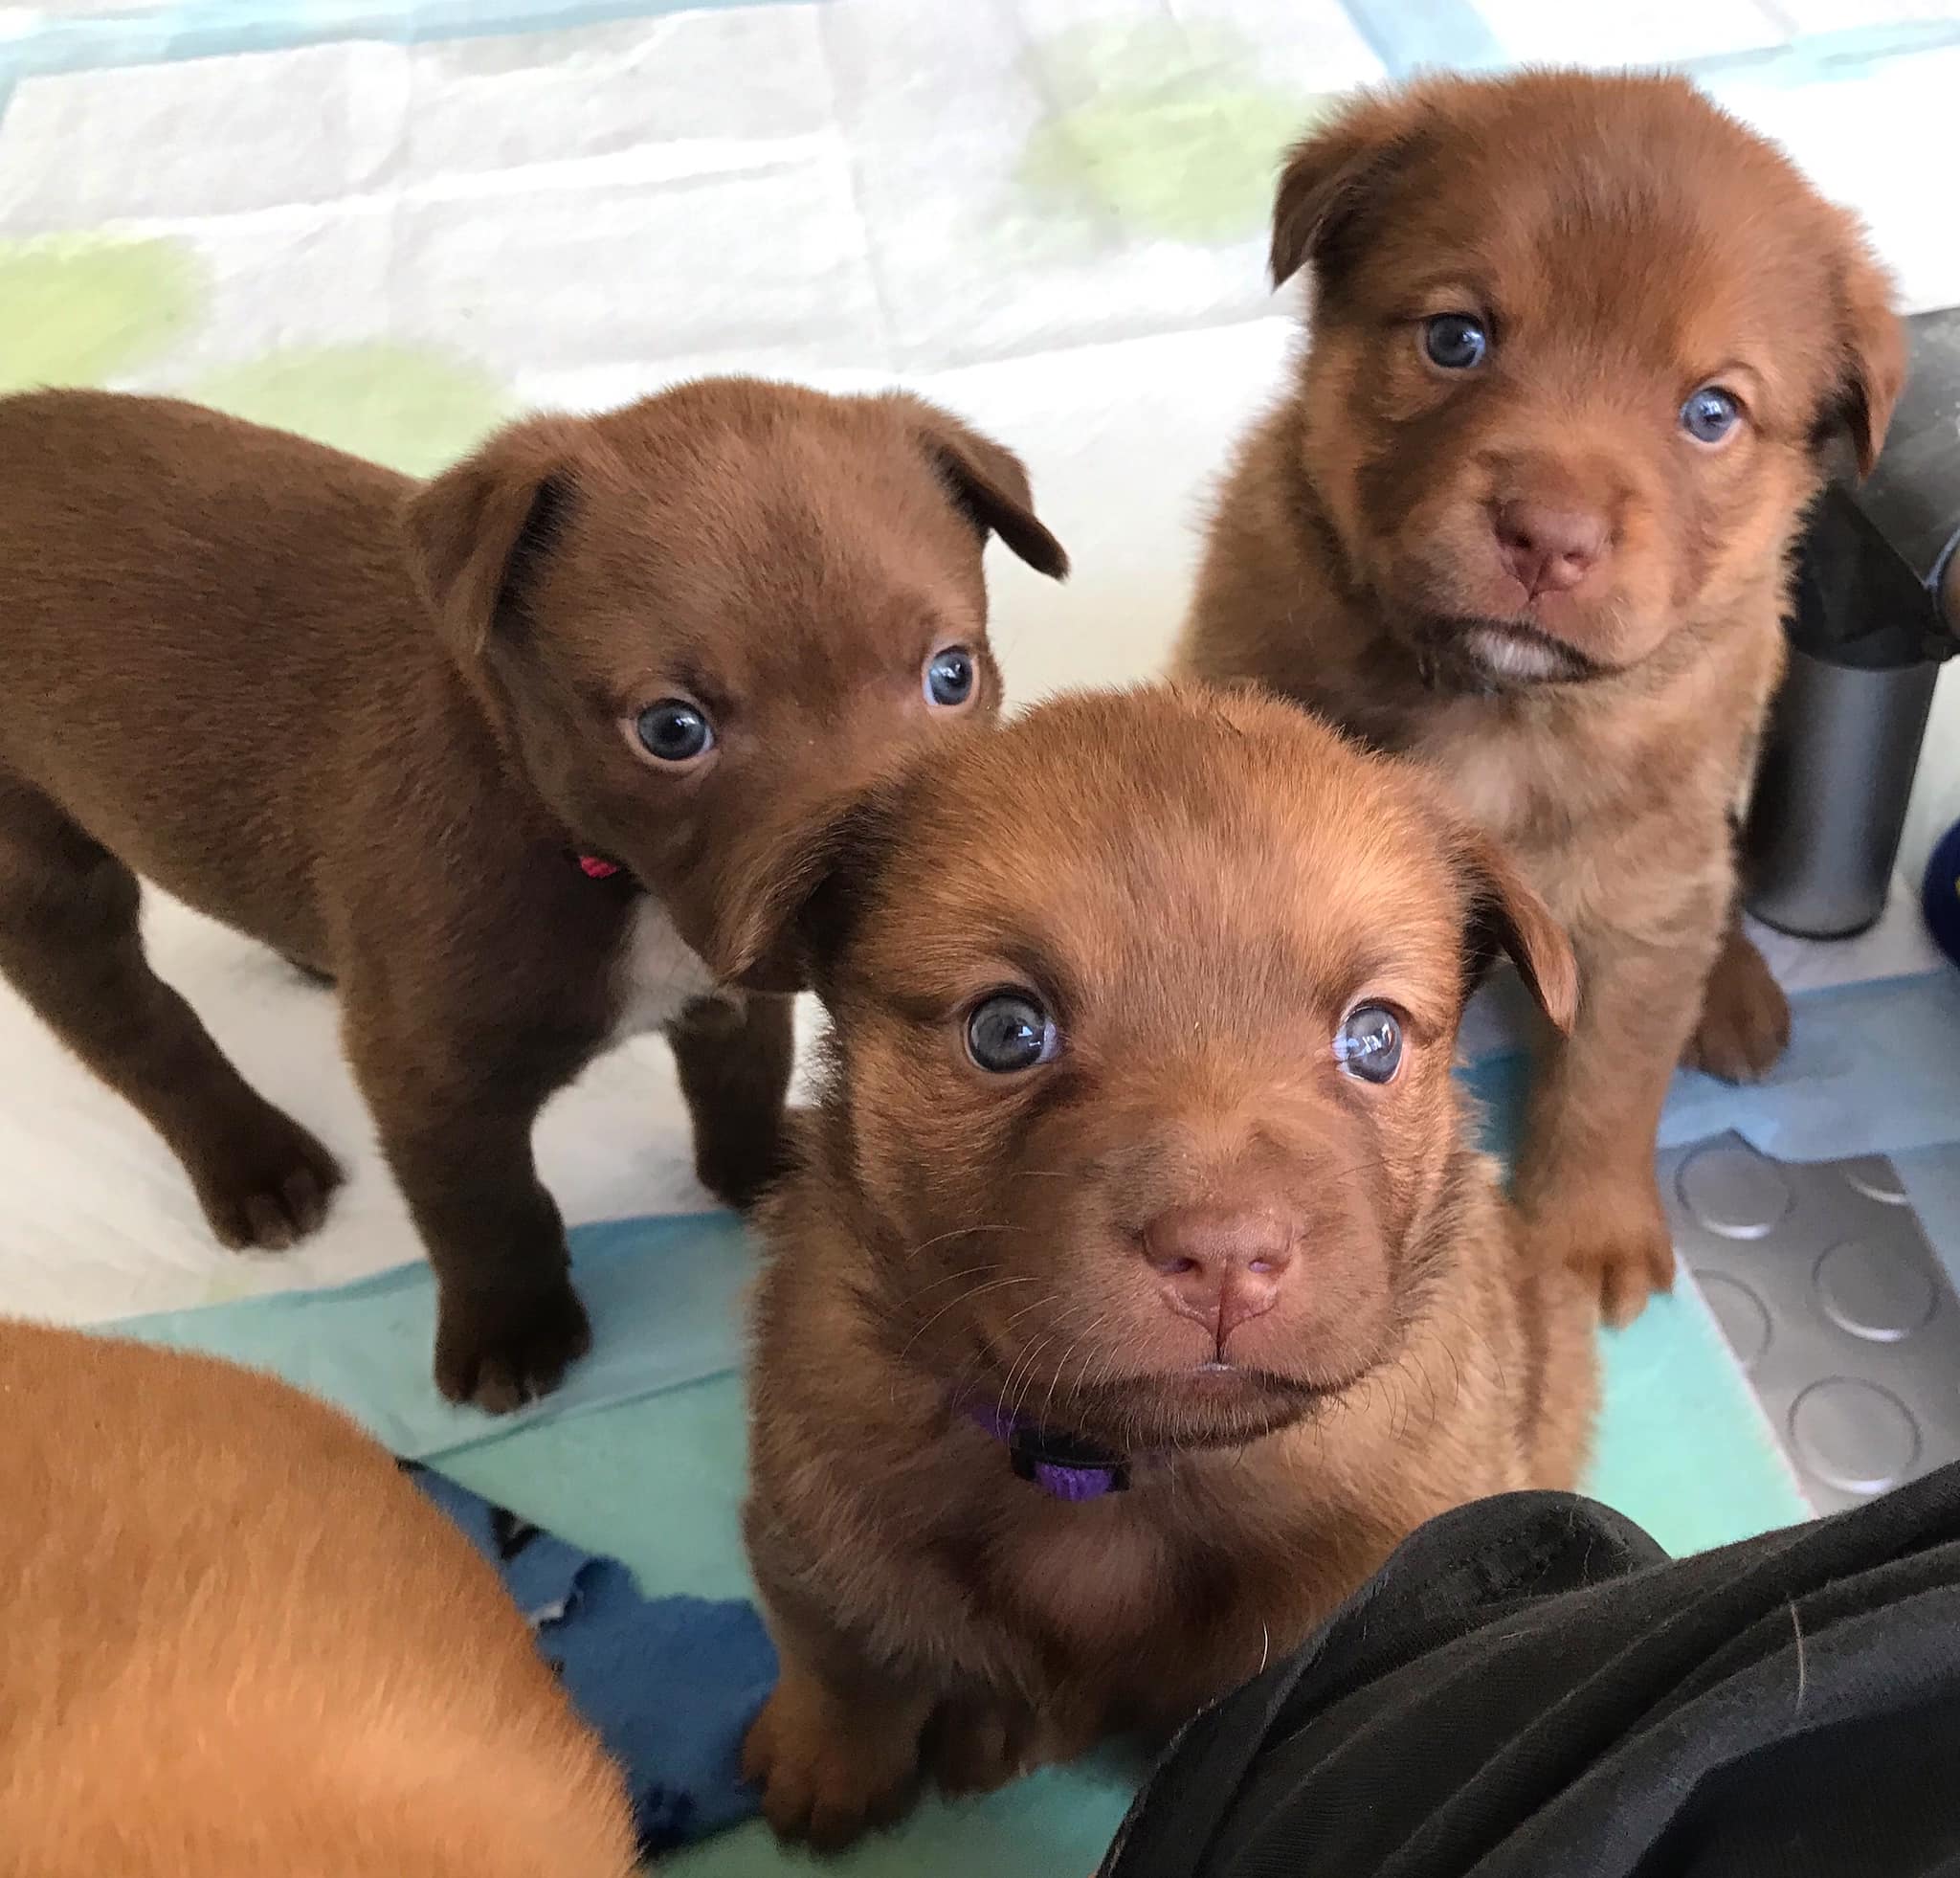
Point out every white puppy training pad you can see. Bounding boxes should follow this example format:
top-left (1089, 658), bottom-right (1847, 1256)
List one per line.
top-left (0, 890), bottom-right (798, 1322)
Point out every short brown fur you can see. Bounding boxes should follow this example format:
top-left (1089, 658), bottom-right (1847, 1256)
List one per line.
top-left (1178, 72), bottom-right (1904, 1326)
top-left (740, 684), bottom-right (1598, 1847)
top-left (0, 382), bottom-right (1064, 1407)
top-left (0, 1318), bottom-right (635, 1877)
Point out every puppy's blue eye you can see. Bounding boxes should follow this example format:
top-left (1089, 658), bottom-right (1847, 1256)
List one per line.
top-left (966, 992), bottom-right (1059, 1074)
top-left (1682, 385), bottom-right (1741, 444)
top-left (1423, 314), bottom-right (1488, 371)
top-left (925, 645), bottom-right (976, 708)
top-left (635, 700), bottom-right (713, 764)
top-left (1334, 1004), bottom-right (1403, 1084)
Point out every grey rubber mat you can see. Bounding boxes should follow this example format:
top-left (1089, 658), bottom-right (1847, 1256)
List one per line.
top-left (1662, 1131), bottom-right (1960, 1514)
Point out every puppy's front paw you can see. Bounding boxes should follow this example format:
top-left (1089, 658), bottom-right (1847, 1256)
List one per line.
top-left (1683, 929), bottom-right (1789, 1082)
top-left (1528, 1187), bottom-right (1676, 1330)
top-left (927, 1697), bottom-right (1040, 1797)
top-left (743, 1677), bottom-right (920, 1851)
top-left (434, 1282), bottom-right (591, 1413)
top-left (187, 1104), bottom-right (345, 1252)
top-left (695, 1110), bottom-right (800, 1215)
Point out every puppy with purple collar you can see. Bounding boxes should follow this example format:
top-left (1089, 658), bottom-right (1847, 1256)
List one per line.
top-left (741, 684), bottom-right (1598, 1847)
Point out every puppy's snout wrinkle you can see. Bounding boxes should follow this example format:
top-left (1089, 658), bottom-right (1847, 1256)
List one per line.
top-left (1493, 498), bottom-right (1608, 596)
top-left (1142, 1203), bottom-right (1296, 1349)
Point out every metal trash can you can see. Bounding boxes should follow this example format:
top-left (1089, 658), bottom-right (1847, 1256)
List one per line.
top-left (1743, 307), bottom-right (1960, 941)
top-left (1743, 482), bottom-right (1957, 939)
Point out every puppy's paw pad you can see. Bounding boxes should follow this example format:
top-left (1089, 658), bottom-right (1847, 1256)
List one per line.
top-left (1685, 935), bottom-right (1790, 1083)
top-left (435, 1286), bottom-right (592, 1413)
top-left (744, 1689), bottom-right (913, 1850)
top-left (192, 1112), bottom-right (345, 1252)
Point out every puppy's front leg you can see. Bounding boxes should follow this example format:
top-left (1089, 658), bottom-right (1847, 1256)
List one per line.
top-left (743, 1637), bottom-right (934, 1850)
top-left (1514, 904), bottom-right (1723, 1329)
top-left (666, 992), bottom-right (796, 1212)
top-left (344, 1013), bottom-right (590, 1412)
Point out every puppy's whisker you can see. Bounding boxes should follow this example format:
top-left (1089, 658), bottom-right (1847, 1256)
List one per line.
top-left (994, 1335), bottom-right (1052, 1427)
top-left (902, 1222), bottom-right (1027, 1263)
top-left (899, 1276), bottom-right (1041, 1362)
top-left (1011, 1336), bottom-right (1063, 1425)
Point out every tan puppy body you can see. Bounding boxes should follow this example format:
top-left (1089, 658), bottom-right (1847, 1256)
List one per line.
top-left (0, 383), bottom-right (1065, 1408)
top-left (1180, 73), bottom-right (1904, 1326)
top-left (740, 685), bottom-right (1598, 1847)
top-left (0, 1321), bottom-right (635, 1877)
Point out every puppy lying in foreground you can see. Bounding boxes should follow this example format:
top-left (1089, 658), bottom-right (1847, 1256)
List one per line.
top-left (0, 383), bottom-right (1063, 1409)
top-left (1179, 72), bottom-right (1904, 1327)
top-left (741, 684), bottom-right (1599, 1847)
top-left (0, 1319), bottom-right (635, 1877)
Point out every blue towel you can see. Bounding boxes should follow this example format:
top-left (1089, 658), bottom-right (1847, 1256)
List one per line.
top-left (407, 1464), bottom-right (777, 1854)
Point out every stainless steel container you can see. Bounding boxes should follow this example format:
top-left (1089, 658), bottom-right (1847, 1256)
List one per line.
top-left (1743, 483), bottom-right (1956, 940)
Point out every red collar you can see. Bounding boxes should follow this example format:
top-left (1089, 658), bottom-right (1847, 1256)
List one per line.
top-left (568, 850), bottom-right (639, 891)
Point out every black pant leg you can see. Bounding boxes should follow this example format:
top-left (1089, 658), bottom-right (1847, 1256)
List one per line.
top-left (1102, 1463), bottom-right (1960, 1878)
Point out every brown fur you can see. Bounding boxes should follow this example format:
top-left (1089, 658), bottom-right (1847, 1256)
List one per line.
top-left (739, 683), bottom-right (1599, 1848)
top-left (1177, 72), bottom-right (1904, 1327)
top-left (0, 1318), bottom-right (635, 1877)
top-left (0, 382), bottom-right (1065, 1408)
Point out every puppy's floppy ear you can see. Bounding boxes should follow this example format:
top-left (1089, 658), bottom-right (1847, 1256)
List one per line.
top-left (403, 415), bottom-right (589, 659)
top-left (1828, 219), bottom-right (1905, 479)
top-left (1270, 88), bottom-right (1430, 288)
top-left (883, 394), bottom-right (1070, 581)
top-left (1456, 823), bottom-right (1579, 1037)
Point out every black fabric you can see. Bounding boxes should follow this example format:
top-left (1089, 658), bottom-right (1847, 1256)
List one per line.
top-left (1101, 1464), bottom-right (1960, 1878)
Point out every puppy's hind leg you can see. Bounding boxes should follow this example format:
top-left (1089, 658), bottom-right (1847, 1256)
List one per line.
top-left (1682, 912), bottom-right (1789, 1083)
top-left (0, 776), bottom-right (343, 1249)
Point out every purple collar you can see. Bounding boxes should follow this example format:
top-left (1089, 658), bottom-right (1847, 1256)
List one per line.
top-left (966, 1401), bottom-right (1129, 1502)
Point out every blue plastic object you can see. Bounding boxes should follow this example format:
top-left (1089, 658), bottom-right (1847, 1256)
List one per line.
top-left (1926, 819), bottom-right (1960, 968)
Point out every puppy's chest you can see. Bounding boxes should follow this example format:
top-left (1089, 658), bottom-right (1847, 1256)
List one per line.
top-left (985, 1487), bottom-right (1300, 1681)
top-left (1414, 710), bottom-right (1585, 846)
top-left (606, 897), bottom-right (721, 1039)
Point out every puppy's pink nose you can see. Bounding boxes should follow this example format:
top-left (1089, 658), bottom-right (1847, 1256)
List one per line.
top-left (1142, 1205), bottom-right (1294, 1346)
top-left (1494, 500), bottom-right (1607, 596)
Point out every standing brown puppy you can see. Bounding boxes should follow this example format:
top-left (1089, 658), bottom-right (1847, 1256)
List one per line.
top-left (0, 1319), bottom-right (636, 1877)
top-left (741, 684), bottom-right (1597, 1848)
top-left (1178, 72), bottom-right (1903, 1327)
top-left (0, 382), bottom-right (1064, 1408)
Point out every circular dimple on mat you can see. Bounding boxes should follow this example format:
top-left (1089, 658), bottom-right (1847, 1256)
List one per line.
top-left (1675, 1140), bottom-right (1793, 1240)
top-left (1789, 1378), bottom-right (1921, 1495)
top-left (1841, 1155), bottom-right (1910, 1206)
top-left (1815, 1239), bottom-right (1937, 1342)
top-left (1694, 1270), bottom-right (1771, 1371)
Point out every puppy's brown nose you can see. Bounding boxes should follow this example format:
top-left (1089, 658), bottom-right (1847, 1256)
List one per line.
top-left (1143, 1205), bottom-right (1294, 1348)
top-left (1494, 500), bottom-right (1607, 597)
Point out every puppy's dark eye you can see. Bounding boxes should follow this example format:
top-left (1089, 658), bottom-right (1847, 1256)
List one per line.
top-left (634, 700), bottom-right (714, 765)
top-left (1334, 1004), bottom-right (1403, 1084)
top-left (1423, 314), bottom-right (1488, 371)
top-left (1681, 385), bottom-right (1741, 445)
top-left (966, 992), bottom-right (1059, 1074)
top-left (924, 645), bottom-right (976, 709)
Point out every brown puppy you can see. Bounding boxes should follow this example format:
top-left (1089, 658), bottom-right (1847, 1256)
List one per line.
top-left (0, 1318), bottom-right (635, 1877)
top-left (0, 383), bottom-right (1065, 1408)
top-left (740, 684), bottom-right (1597, 1848)
top-left (1178, 72), bottom-right (1904, 1328)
